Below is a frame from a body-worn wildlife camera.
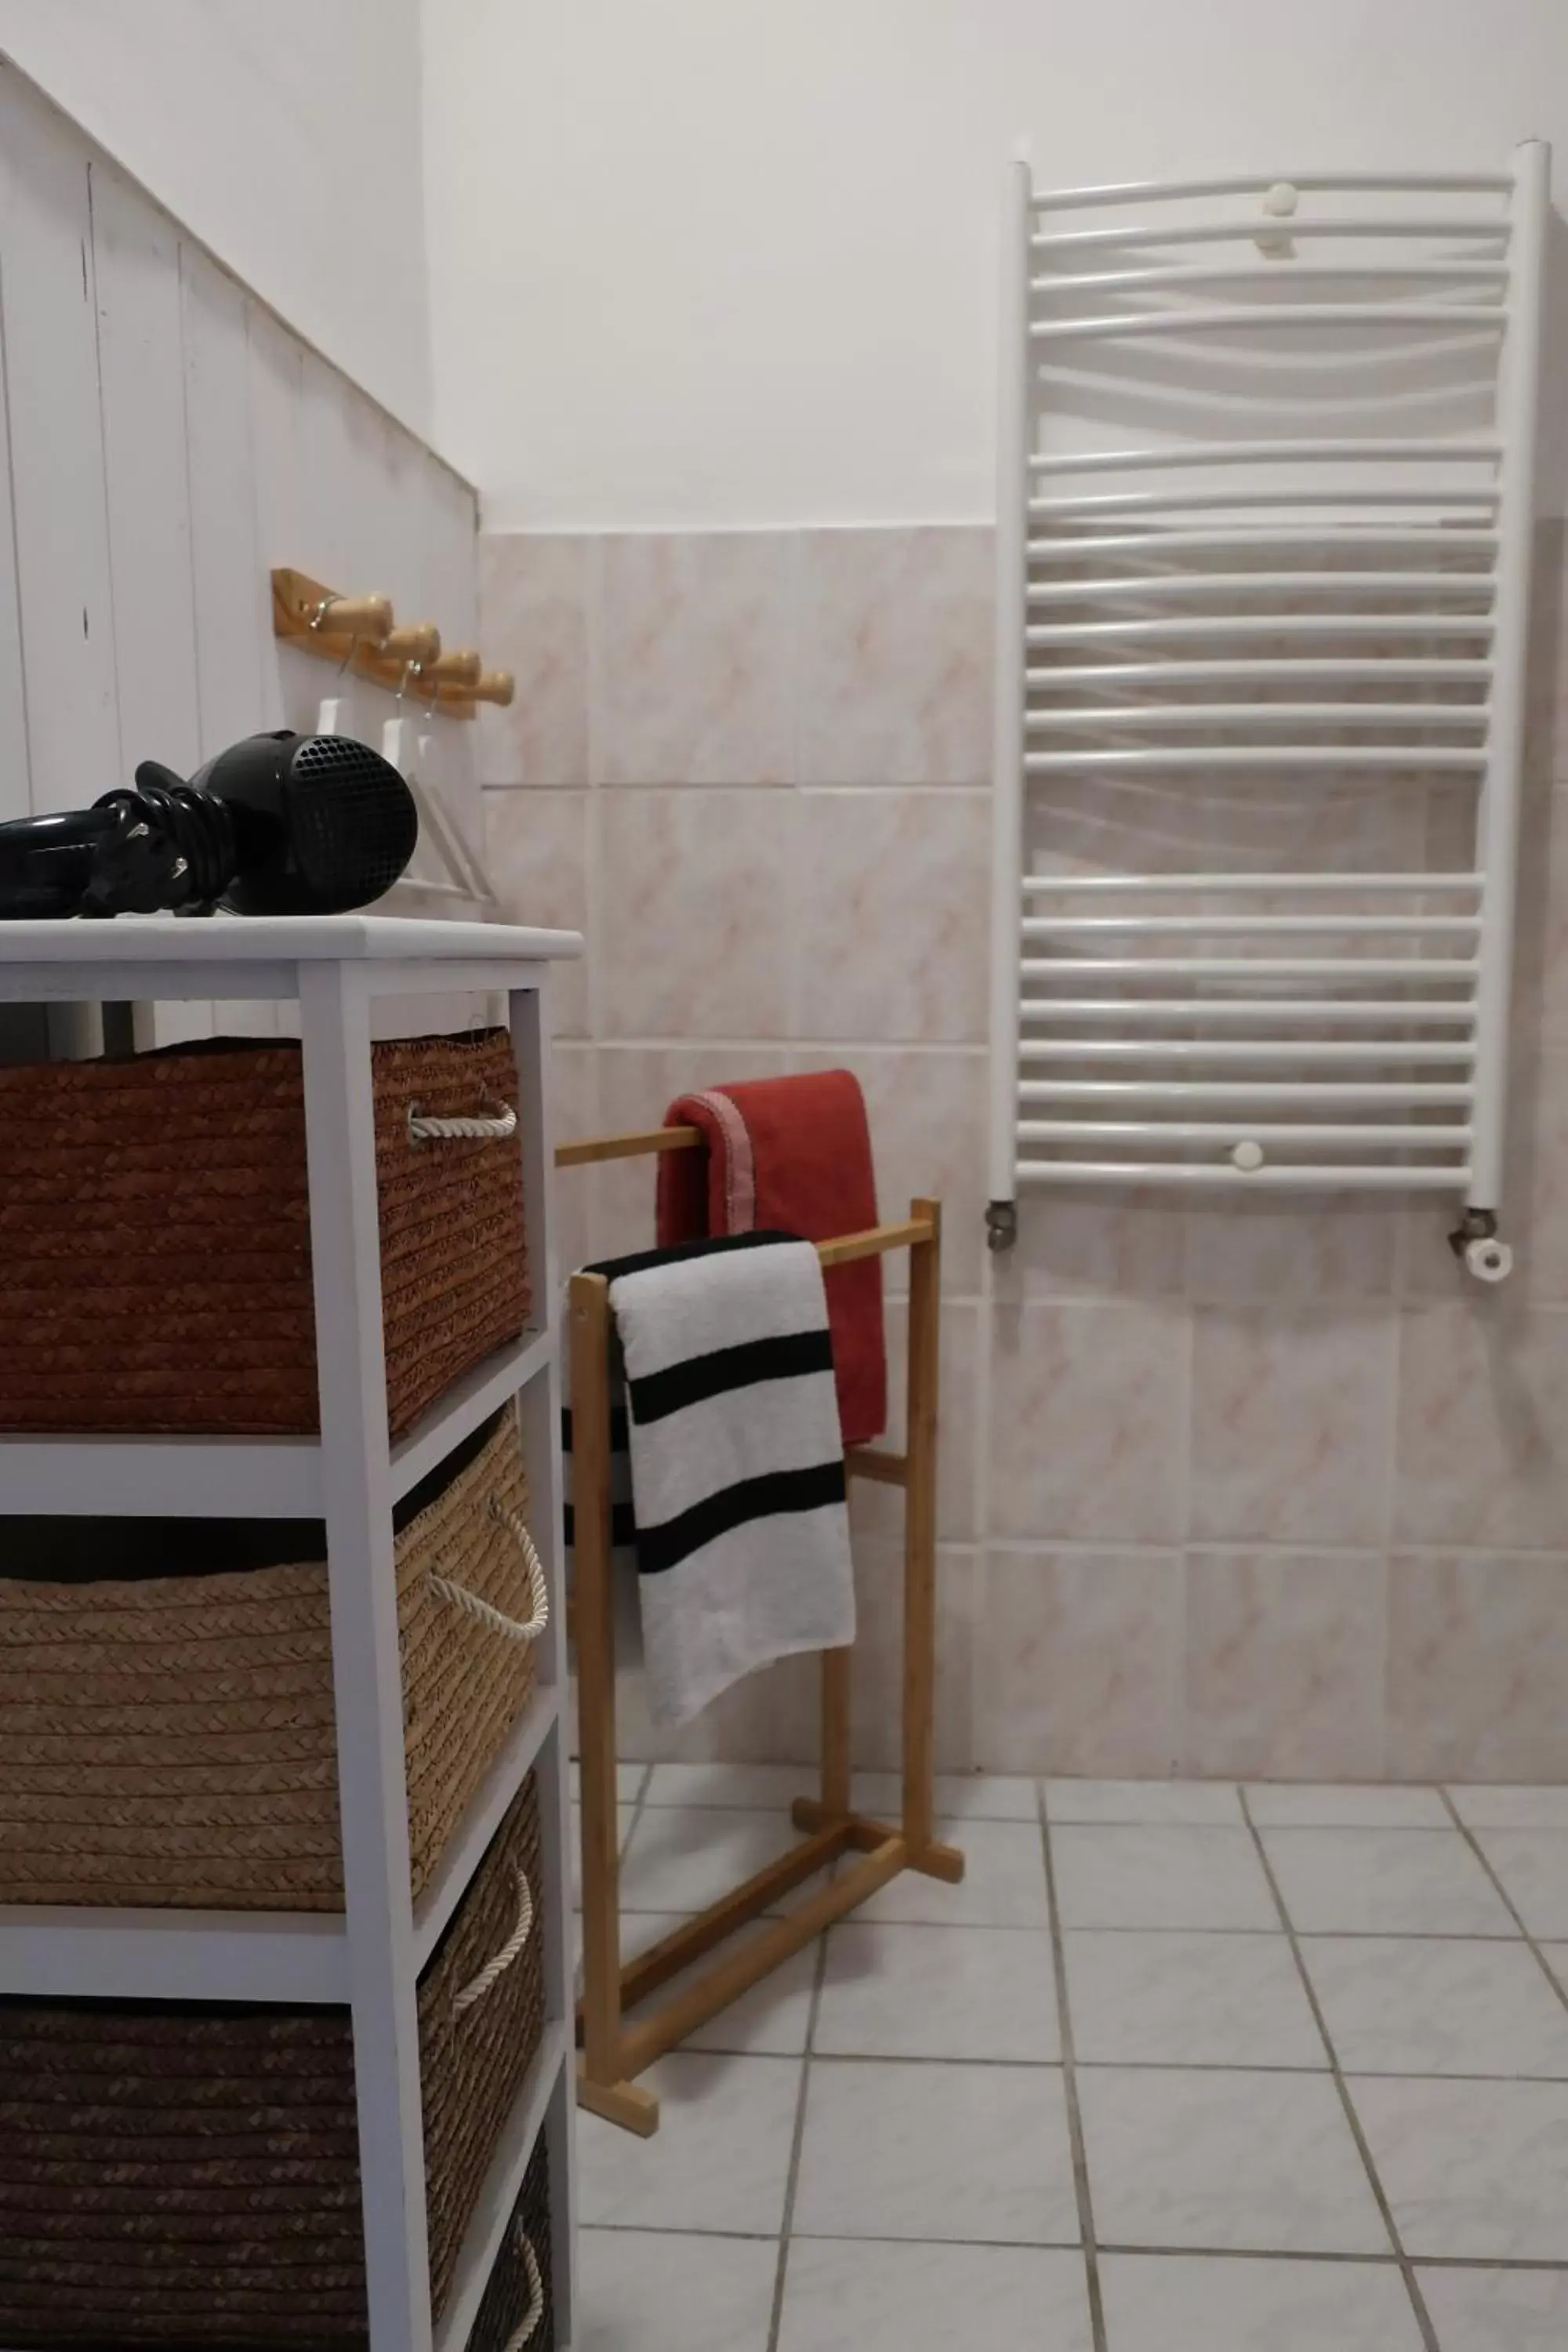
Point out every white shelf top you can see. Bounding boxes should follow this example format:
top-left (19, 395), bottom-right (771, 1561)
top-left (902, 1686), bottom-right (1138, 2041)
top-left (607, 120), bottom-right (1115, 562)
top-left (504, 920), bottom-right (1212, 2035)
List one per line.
top-left (0, 1325), bottom-right (556, 1516)
top-left (0, 913), bottom-right (582, 965)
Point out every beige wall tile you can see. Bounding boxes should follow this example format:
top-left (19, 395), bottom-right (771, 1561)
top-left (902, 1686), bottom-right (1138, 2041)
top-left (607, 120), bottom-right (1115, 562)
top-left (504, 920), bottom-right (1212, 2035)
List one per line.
top-left (598, 789), bottom-right (797, 1040)
top-left (1395, 1300), bottom-right (1568, 1548)
top-left (794, 1047), bottom-right (988, 1298)
top-left (794, 790), bottom-right (989, 1044)
top-left (848, 1541), bottom-right (976, 1772)
top-left (975, 1548), bottom-right (1183, 1777)
top-left (599, 532), bottom-right (796, 786)
top-left (1190, 1303), bottom-right (1395, 1548)
top-left (475, 534), bottom-right (589, 786)
top-left (1185, 1551), bottom-right (1385, 1780)
top-left (484, 786), bottom-right (590, 1035)
top-left (990, 1300), bottom-right (1189, 1544)
top-left (797, 526), bottom-right (991, 786)
top-left (1387, 1552), bottom-right (1568, 1781)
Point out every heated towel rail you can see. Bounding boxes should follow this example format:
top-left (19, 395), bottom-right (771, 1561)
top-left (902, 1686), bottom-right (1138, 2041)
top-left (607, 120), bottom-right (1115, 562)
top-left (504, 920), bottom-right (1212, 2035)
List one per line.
top-left (987, 152), bottom-right (1550, 1280)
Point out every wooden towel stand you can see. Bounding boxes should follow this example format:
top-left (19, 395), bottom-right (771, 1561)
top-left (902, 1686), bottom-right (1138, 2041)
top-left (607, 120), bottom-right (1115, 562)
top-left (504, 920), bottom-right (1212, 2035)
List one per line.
top-left (554, 1121), bottom-right (964, 2136)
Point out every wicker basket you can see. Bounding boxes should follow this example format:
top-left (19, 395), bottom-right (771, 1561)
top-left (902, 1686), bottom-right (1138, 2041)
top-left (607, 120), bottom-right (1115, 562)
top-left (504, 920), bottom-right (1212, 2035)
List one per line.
top-left (464, 2137), bottom-right (554, 2352)
top-left (0, 1772), bottom-right (546, 2348)
top-left (0, 1027), bottom-right (529, 1439)
top-left (0, 1410), bottom-right (543, 1911)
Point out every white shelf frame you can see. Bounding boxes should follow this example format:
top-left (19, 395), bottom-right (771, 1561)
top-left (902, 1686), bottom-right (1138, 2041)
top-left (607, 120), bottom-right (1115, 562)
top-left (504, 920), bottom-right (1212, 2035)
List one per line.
top-left (0, 916), bottom-right (581, 2352)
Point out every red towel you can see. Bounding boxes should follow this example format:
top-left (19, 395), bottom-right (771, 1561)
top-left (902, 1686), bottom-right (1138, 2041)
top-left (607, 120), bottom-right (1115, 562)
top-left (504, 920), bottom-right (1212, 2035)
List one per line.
top-left (655, 1070), bottom-right (887, 1447)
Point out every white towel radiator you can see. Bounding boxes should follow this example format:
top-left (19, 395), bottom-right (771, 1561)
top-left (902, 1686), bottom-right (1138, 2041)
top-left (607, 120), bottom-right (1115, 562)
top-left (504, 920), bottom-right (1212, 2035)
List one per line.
top-left (986, 151), bottom-right (1549, 1280)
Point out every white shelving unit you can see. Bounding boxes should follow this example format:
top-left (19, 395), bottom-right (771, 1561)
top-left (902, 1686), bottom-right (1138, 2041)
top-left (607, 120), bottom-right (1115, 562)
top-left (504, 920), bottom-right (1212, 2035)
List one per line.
top-left (0, 913), bottom-right (583, 2352)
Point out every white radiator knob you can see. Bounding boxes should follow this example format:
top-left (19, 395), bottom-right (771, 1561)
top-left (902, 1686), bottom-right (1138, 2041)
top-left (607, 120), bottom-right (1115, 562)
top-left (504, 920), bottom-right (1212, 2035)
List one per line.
top-left (1231, 1139), bottom-right (1265, 1172)
top-left (1464, 1234), bottom-right (1513, 1283)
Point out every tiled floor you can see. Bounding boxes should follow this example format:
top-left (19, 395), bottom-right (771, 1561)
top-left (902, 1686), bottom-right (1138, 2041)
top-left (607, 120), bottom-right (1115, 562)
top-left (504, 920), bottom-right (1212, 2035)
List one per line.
top-left (570, 1770), bottom-right (1568, 2349)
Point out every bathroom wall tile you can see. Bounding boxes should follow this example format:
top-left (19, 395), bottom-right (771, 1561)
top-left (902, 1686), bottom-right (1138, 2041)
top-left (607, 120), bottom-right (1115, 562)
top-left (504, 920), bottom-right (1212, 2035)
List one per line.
top-left (793, 790), bottom-right (990, 1044)
top-left (848, 1542), bottom-right (975, 1773)
top-left (483, 787), bottom-right (589, 1035)
top-left (850, 1300), bottom-right (978, 1544)
top-left (598, 789), bottom-right (797, 1040)
top-left (1189, 1303), bottom-right (1394, 1547)
top-left (1185, 1552), bottom-right (1386, 1781)
top-left (1508, 1047), bottom-right (1568, 1303)
top-left (475, 533), bottom-right (589, 786)
top-left (1386, 1552), bottom-right (1568, 1782)
top-left (1185, 1194), bottom-right (1399, 1301)
top-left (599, 532), bottom-right (796, 786)
top-left (550, 1040), bottom-right (597, 1277)
top-left (799, 1047), bottom-right (988, 1298)
top-left (1394, 1301), bottom-right (1568, 1548)
top-left (990, 1301), bottom-right (1188, 1544)
top-left (974, 1548), bottom-right (1184, 1777)
top-left (998, 1186), bottom-right (1186, 1304)
top-left (797, 525), bottom-right (992, 786)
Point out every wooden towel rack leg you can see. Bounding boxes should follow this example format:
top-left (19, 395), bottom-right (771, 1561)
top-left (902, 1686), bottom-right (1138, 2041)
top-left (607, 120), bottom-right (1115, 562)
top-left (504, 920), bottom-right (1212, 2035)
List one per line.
top-left (558, 1161), bottom-right (963, 2136)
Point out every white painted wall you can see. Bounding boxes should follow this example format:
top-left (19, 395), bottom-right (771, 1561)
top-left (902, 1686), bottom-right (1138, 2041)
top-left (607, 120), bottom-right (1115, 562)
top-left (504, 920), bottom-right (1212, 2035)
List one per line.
top-left (422, 0), bottom-right (1568, 529)
top-left (0, 1), bottom-right (434, 435)
top-left (0, 59), bottom-right (483, 1040)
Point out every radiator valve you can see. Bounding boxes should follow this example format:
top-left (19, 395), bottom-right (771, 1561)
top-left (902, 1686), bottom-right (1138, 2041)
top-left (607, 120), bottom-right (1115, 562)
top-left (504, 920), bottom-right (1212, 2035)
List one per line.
top-left (986, 1200), bottom-right (1018, 1254)
top-left (1449, 1207), bottom-right (1513, 1285)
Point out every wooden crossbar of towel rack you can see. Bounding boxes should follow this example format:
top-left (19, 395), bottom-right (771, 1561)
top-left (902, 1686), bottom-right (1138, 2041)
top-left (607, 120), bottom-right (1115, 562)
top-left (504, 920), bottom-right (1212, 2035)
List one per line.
top-left (552, 1121), bottom-right (960, 2135)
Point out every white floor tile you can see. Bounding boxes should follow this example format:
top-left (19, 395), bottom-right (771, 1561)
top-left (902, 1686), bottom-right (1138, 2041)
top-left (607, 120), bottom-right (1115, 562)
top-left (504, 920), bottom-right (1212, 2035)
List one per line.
top-left (1473, 1831), bottom-right (1568, 1939)
top-left (1045, 1778), bottom-right (1243, 1825)
top-left (851, 1818), bottom-right (1049, 1928)
top-left (1261, 1828), bottom-right (1516, 1936)
top-left (1302, 1938), bottom-right (1568, 2078)
top-left (851, 1770), bottom-right (1041, 1822)
top-left (1351, 2077), bottom-right (1568, 2259)
top-left (576, 2227), bottom-right (777, 2352)
top-left (618, 1806), bottom-right (821, 1915)
top-left (1065, 1930), bottom-right (1323, 2069)
top-left (815, 1922), bottom-right (1059, 2062)
top-left (1098, 2252), bottom-right (1424, 2350)
top-left (1246, 1784), bottom-right (1451, 1830)
top-left (1051, 1825), bottom-right (1277, 1932)
top-left (578, 2051), bottom-right (802, 2234)
top-left (777, 2238), bottom-right (1093, 2352)
top-left (644, 1762), bottom-right (811, 1809)
top-left (792, 2059), bottom-right (1079, 2245)
top-left (1078, 2067), bottom-right (1389, 2253)
top-left (1544, 1944), bottom-right (1568, 1991)
top-left (615, 1910), bottom-right (817, 2055)
top-left (1417, 2265), bottom-right (1568, 2349)
top-left (1449, 1786), bottom-right (1568, 1832)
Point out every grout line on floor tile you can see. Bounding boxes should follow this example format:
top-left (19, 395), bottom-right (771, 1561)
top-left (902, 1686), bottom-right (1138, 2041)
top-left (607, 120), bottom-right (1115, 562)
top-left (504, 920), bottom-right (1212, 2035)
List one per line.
top-left (1436, 1783), bottom-right (1568, 2016)
top-left (1037, 1784), bottom-right (1109, 2352)
top-left (764, 1924), bottom-right (832, 2352)
top-left (1237, 1788), bottom-right (1441, 2352)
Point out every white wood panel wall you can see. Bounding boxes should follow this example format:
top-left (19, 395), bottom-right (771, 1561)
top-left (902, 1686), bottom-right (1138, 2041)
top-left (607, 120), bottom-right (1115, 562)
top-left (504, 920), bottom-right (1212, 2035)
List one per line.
top-left (0, 64), bottom-right (484, 1044)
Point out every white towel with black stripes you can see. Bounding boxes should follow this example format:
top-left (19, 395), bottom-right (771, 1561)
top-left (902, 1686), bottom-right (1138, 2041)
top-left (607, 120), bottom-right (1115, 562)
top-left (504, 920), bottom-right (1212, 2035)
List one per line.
top-left (608, 1229), bottom-right (855, 1727)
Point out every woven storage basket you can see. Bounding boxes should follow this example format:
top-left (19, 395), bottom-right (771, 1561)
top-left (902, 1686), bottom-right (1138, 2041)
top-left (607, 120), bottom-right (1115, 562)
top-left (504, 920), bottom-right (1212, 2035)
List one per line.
top-left (0, 1026), bottom-right (529, 1439)
top-left (0, 1771), bottom-right (546, 2349)
top-left (464, 2137), bottom-right (554, 2352)
top-left (0, 1410), bottom-right (543, 1911)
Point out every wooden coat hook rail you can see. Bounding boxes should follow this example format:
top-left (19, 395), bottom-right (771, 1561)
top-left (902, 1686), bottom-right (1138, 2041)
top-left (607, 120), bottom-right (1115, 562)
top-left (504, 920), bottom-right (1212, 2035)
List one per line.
top-left (270, 568), bottom-right (515, 718)
top-left (554, 1120), bottom-right (962, 2137)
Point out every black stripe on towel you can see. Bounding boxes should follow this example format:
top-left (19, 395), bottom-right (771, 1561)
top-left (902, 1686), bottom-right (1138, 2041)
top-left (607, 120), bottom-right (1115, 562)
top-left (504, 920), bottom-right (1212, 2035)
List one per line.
top-left (564, 1499), bottom-right (638, 1549)
top-left (628, 1328), bottom-right (834, 1428)
top-left (637, 1459), bottom-right (848, 1578)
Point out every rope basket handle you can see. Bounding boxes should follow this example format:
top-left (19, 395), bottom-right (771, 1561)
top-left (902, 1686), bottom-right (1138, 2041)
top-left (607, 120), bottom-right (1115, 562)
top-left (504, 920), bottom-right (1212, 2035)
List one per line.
top-left (502, 2229), bottom-right (545, 2351)
top-left (407, 1097), bottom-right (518, 1144)
top-left (453, 1865), bottom-right (535, 2014)
top-left (428, 1497), bottom-right (550, 1644)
